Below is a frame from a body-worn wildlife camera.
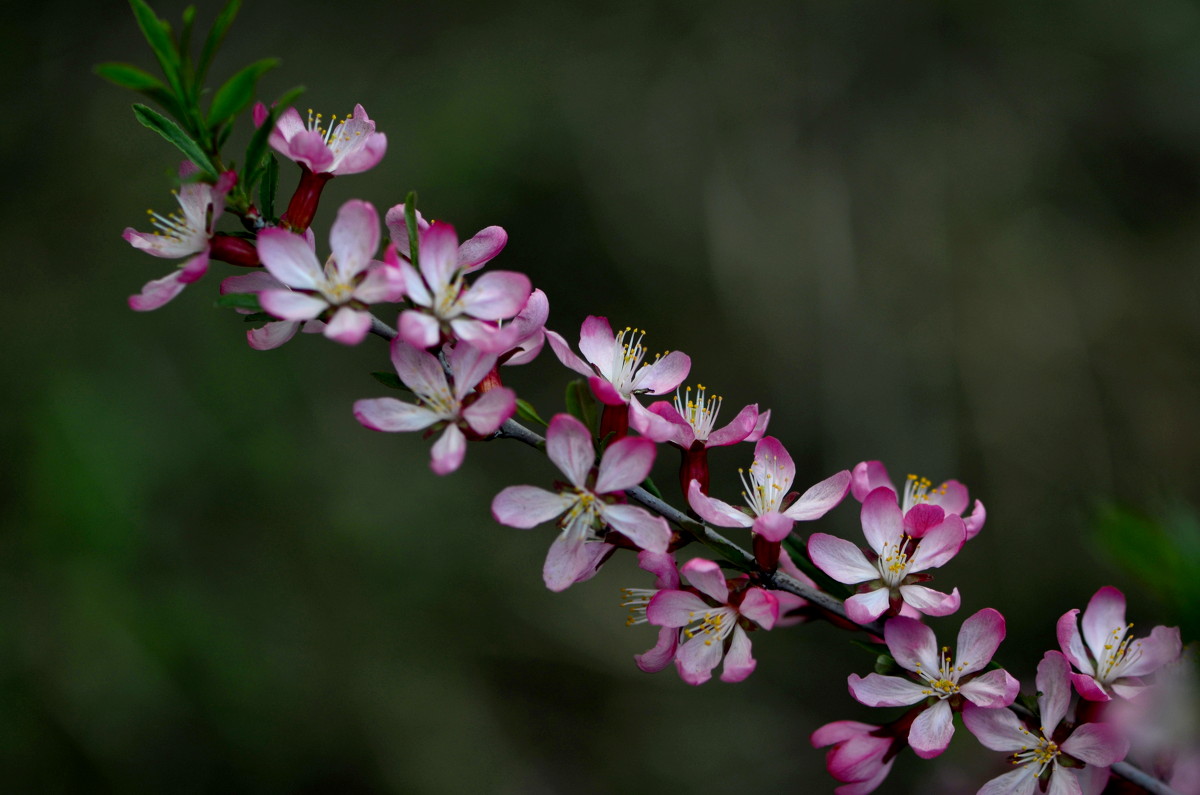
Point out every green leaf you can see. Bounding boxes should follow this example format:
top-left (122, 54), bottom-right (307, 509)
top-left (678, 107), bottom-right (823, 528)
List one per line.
top-left (94, 62), bottom-right (184, 117)
top-left (215, 293), bottom-right (261, 310)
top-left (132, 103), bottom-right (216, 176)
top-left (128, 0), bottom-right (182, 92)
top-left (564, 379), bottom-right (598, 435)
top-left (514, 398), bottom-right (547, 428)
top-left (207, 58), bottom-right (279, 126)
top-left (197, 0), bottom-right (241, 84)
top-left (873, 654), bottom-right (897, 676)
top-left (243, 85), bottom-right (304, 189)
top-left (370, 371), bottom-right (408, 391)
top-left (639, 477), bottom-right (663, 500)
top-left (404, 191), bottom-right (420, 266)
top-left (260, 154), bottom-right (279, 220)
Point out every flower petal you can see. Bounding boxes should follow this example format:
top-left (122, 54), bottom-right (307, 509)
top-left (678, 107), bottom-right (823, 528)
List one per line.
top-left (630, 350), bottom-right (691, 395)
top-left (417, 221), bottom-right (460, 292)
top-left (398, 309), bottom-right (442, 349)
top-left (429, 424), bottom-right (467, 475)
top-left (680, 558), bottom-right (729, 603)
top-left (847, 673), bottom-right (929, 707)
top-left (674, 634), bottom-right (723, 686)
top-left (719, 625), bottom-right (756, 683)
top-left (752, 511), bottom-right (795, 542)
top-left (1061, 722), bottom-right (1130, 767)
top-left (458, 271), bottom-right (531, 320)
top-left (909, 700), bottom-right (954, 758)
top-left (577, 316), bottom-right (616, 374)
top-left (738, 588), bottom-right (779, 631)
top-left (353, 397), bottom-right (438, 432)
top-left (491, 486), bottom-right (572, 528)
top-left (328, 199), bottom-right (379, 281)
top-left (961, 703), bottom-right (1029, 753)
top-left (961, 669), bottom-right (1021, 708)
top-left (860, 487), bottom-right (904, 555)
top-left (1081, 586), bottom-right (1127, 663)
top-left (784, 470), bottom-right (852, 521)
top-left (458, 225), bottom-right (507, 272)
top-left (545, 414), bottom-right (595, 488)
top-left (543, 531), bottom-right (604, 592)
top-left (247, 320), bottom-right (300, 350)
top-left (448, 342), bottom-right (500, 398)
top-left (808, 533), bottom-right (878, 584)
top-left (128, 268), bottom-right (192, 311)
top-left (1036, 651), bottom-right (1073, 736)
top-left (883, 616), bottom-right (939, 674)
top-left (705, 403), bottom-right (758, 447)
top-left (645, 589), bottom-right (709, 628)
top-left (1121, 624), bottom-right (1182, 678)
top-left (907, 514), bottom-right (965, 571)
top-left (844, 588), bottom-right (892, 624)
top-left (899, 584), bottom-right (960, 617)
top-left (601, 504), bottom-right (669, 553)
top-left (463, 387), bottom-right (516, 435)
top-left (956, 607), bottom-right (1006, 675)
top-left (390, 339), bottom-right (449, 401)
top-left (851, 461), bottom-right (895, 503)
top-left (546, 329), bottom-right (598, 378)
top-left (634, 627), bottom-right (678, 673)
top-left (322, 306), bottom-right (372, 345)
top-left (595, 436), bottom-right (656, 493)
top-left (687, 480), bottom-right (754, 529)
top-left (257, 227), bottom-right (323, 289)
top-left (260, 289), bottom-right (329, 321)
top-left (976, 765), bottom-right (1040, 795)
top-left (1057, 609), bottom-right (1096, 676)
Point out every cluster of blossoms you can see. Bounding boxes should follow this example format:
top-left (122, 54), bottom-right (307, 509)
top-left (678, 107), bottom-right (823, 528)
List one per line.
top-left (114, 7), bottom-right (1193, 791)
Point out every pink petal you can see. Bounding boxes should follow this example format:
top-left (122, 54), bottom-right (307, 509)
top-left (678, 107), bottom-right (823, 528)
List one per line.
top-left (543, 532), bottom-right (605, 592)
top-left (1081, 586), bottom-right (1127, 663)
top-left (269, 106), bottom-right (304, 144)
top-left (462, 387), bottom-right (516, 435)
top-left (929, 479), bottom-right (970, 515)
top-left (851, 461), bottom-right (895, 503)
top-left (899, 584), bottom-right (960, 617)
top-left (955, 607), bottom-right (1006, 675)
top-left (961, 669), bottom-right (1021, 708)
top-left (1061, 722), bottom-right (1130, 767)
top-left (398, 309), bottom-right (441, 349)
top-left (961, 703), bottom-right (1029, 752)
top-left (906, 514), bottom-right (966, 571)
top-left (222, 271), bottom-right (284, 294)
top-left (491, 486), bottom-right (572, 528)
top-left (860, 487), bottom-right (904, 556)
top-left (247, 320), bottom-right (300, 350)
top-left (737, 588), bottom-right (779, 630)
top-left (322, 306), bottom-right (372, 345)
top-left (587, 376), bottom-right (627, 406)
top-left (458, 270), bottom-right (531, 321)
top-left (259, 289), bottom-right (329, 321)
top-left (1046, 769), bottom-right (1084, 795)
top-left (645, 589), bottom-right (709, 628)
top-left (390, 339), bottom-right (448, 400)
top-left (902, 503), bottom-right (946, 537)
top-left (629, 400), bottom-right (688, 445)
top-left (335, 131), bottom-right (386, 175)
top-left (882, 616), bottom-right (939, 673)
top-left (687, 480), bottom-right (754, 529)
top-left (977, 765), bottom-right (1040, 795)
top-left (746, 408), bottom-right (771, 442)
top-left (458, 225), bottom-right (507, 272)
top-left (908, 700), bottom-right (954, 758)
top-left (1070, 673), bottom-right (1111, 702)
top-left (401, 261), bottom-right (431, 306)
top-left (637, 550), bottom-right (679, 590)
top-left (383, 203), bottom-right (428, 256)
top-left (1121, 624), bottom-right (1182, 678)
top-left (418, 222), bottom-right (460, 293)
top-left (128, 268), bottom-right (190, 311)
top-left (448, 342), bottom-right (500, 398)
top-left (808, 533), bottom-right (879, 584)
top-left (449, 318), bottom-right (519, 355)
top-left (257, 228), bottom-right (323, 290)
top-left (601, 504), bottom-right (669, 553)
top-left (123, 226), bottom-right (202, 259)
top-left (705, 403), bottom-right (759, 447)
top-left (844, 589), bottom-right (892, 624)
top-left (285, 129), bottom-right (336, 173)
top-left (1057, 609), bottom-right (1096, 676)
top-left (784, 470), bottom-right (852, 521)
top-left (353, 397), bottom-right (438, 432)
top-left (719, 625), bottom-right (756, 683)
top-left (328, 199), bottom-right (379, 281)
top-left (353, 262), bottom-right (405, 304)
top-left (634, 627), bottom-right (678, 673)
top-left (752, 511), bottom-right (794, 542)
top-left (545, 413), bottom-right (595, 488)
top-left (545, 329), bottom-right (598, 378)
top-left (630, 350), bottom-right (691, 395)
top-left (594, 436), bottom-right (656, 493)
top-left (576, 316), bottom-right (616, 373)
top-left (680, 558), bottom-right (729, 603)
top-left (964, 499), bottom-right (987, 539)
top-left (752, 436), bottom-right (796, 490)
top-left (674, 634), bottom-right (724, 686)
top-left (429, 424), bottom-right (466, 475)
top-left (1036, 651), bottom-right (1073, 736)
top-left (811, 720), bottom-right (879, 748)
top-left (847, 673), bottom-right (929, 707)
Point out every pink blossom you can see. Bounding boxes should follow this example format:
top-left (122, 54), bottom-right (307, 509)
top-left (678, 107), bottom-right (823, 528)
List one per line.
top-left (811, 720), bottom-right (901, 795)
top-left (255, 200), bottom-right (403, 346)
top-left (851, 460), bottom-right (985, 540)
top-left (619, 551), bottom-right (681, 672)
top-left (385, 203), bottom-right (507, 274)
top-left (687, 436), bottom-right (851, 543)
top-left (633, 385), bottom-right (768, 449)
top-left (353, 340), bottom-right (515, 475)
top-left (645, 558), bottom-right (779, 685)
top-left (808, 486), bottom-right (964, 624)
top-left (848, 609), bottom-right (1019, 758)
top-left (545, 316), bottom-right (691, 408)
top-left (261, 103), bottom-right (387, 176)
top-left (963, 650), bottom-right (1130, 795)
top-left (124, 163), bottom-right (236, 311)
top-left (1057, 585), bottom-right (1182, 702)
top-left (491, 414), bottom-right (671, 591)
top-left (394, 220), bottom-right (531, 353)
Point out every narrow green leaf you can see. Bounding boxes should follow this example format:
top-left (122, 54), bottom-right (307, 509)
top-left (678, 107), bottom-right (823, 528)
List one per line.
top-left (243, 85), bottom-right (304, 188)
top-left (215, 293), bottom-right (261, 310)
top-left (564, 379), bottom-right (598, 435)
top-left (370, 371), bottom-right (409, 391)
top-left (128, 0), bottom-right (181, 91)
top-left (132, 103), bottom-right (216, 176)
top-left (197, 0), bottom-right (241, 84)
top-left (260, 154), bottom-right (279, 220)
top-left (514, 398), bottom-right (547, 428)
top-left (95, 62), bottom-right (184, 117)
top-left (207, 58), bottom-right (279, 126)
top-left (404, 191), bottom-right (420, 266)
top-left (873, 654), bottom-right (897, 676)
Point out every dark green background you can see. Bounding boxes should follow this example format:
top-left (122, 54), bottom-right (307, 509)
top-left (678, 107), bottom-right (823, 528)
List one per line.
top-left (3, 1), bottom-right (1198, 791)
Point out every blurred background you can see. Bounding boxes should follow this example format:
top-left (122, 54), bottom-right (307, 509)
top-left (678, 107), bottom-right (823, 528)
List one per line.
top-left (2, 0), bottom-right (1198, 791)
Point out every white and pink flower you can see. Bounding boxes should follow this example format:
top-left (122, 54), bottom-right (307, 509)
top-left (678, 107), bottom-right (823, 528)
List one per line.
top-left (645, 558), bottom-right (778, 685)
top-left (394, 220), bottom-right (531, 353)
top-left (620, 551), bottom-right (681, 673)
top-left (354, 339), bottom-right (515, 475)
top-left (261, 103), bottom-right (387, 177)
top-left (255, 199), bottom-right (403, 345)
top-left (848, 609), bottom-right (1020, 758)
top-left (687, 436), bottom-right (851, 543)
top-left (963, 650), bottom-right (1130, 795)
top-left (1057, 585), bottom-right (1182, 702)
top-left (808, 486), bottom-right (964, 624)
top-left (811, 720), bottom-right (901, 795)
top-left (125, 163), bottom-right (236, 311)
top-left (491, 414), bottom-right (671, 591)
top-left (851, 460), bottom-right (985, 540)
top-left (633, 385), bottom-right (768, 450)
